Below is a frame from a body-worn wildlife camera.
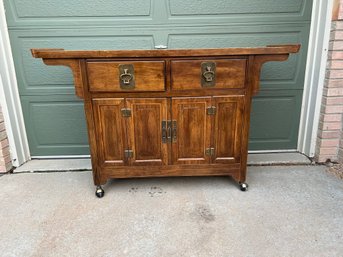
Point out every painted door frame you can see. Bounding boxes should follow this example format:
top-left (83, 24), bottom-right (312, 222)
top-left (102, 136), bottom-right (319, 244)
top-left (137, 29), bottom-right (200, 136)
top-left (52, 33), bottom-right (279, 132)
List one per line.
top-left (0, 0), bottom-right (333, 165)
top-left (0, 0), bottom-right (30, 167)
top-left (298, 0), bottom-right (334, 157)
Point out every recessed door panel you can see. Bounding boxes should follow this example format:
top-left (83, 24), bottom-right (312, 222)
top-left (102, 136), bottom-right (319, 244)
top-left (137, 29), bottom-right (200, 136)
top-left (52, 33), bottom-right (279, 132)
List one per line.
top-left (171, 97), bottom-right (212, 164)
top-left (93, 98), bottom-right (127, 166)
top-left (126, 98), bottom-right (168, 166)
top-left (213, 96), bottom-right (245, 164)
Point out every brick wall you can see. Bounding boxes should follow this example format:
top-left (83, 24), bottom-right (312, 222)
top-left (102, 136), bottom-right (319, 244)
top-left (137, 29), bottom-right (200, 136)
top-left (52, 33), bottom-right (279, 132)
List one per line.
top-left (0, 105), bottom-right (12, 173)
top-left (316, 0), bottom-right (343, 163)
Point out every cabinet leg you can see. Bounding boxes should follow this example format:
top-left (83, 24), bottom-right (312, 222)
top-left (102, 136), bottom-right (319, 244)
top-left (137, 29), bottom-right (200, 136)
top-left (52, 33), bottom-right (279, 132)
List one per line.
top-left (95, 186), bottom-right (105, 198)
top-left (239, 182), bottom-right (249, 192)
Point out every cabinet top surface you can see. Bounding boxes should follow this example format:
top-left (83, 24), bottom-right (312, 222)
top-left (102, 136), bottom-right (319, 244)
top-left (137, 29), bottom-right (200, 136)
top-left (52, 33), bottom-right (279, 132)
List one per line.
top-left (31, 44), bottom-right (300, 59)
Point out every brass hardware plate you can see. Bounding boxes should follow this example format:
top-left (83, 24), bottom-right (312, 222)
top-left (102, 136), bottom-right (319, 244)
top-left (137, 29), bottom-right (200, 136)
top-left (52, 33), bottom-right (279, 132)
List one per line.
top-left (121, 108), bottom-right (131, 117)
top-left (162, 120), bottom-right (177, 143)
top-left (205, 147), bottom-right (215, 156)
top-left (124, 149), bottom-right (134, 158)
top-left (172, 120), bottom-right (177, 143)
top-left (167, 120), bottom-right (172, 143)
top-left (201, 62), bottom-right (216, 87)
top-left (206, 106), bottom-right (216, 115)
top-left (119, 64), bottom-right (135, 89)
top-left (162, 121), bottom-right (167, 143)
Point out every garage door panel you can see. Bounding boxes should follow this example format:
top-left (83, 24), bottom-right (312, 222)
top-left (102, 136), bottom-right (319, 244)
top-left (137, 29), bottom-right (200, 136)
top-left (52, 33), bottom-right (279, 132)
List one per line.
top-left (4, 0), bottom-right (312, 28)
top-left (21, 96), bottom-right (90, 156)
top-left (249, 90), bottom-right (302, 150)
top-left (10, 33), bottom-right (155, 95)
top-left (167, 26), bottom-right (308, 90)
top-left (169, 0), bottom-right (307, 16)
top-left (4, 0), bottom-right (153, 27)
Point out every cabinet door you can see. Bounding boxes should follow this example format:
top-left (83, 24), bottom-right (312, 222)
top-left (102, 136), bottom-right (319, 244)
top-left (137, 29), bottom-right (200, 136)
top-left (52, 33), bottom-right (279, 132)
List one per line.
top-left (171, 97), bottom-right (212, 164)
top-left (93, 98), bottom-right (128, 166)
top-left (212, 96), bottom-right (245, 164)
top-left (126, 98), bottom-right (168, 166)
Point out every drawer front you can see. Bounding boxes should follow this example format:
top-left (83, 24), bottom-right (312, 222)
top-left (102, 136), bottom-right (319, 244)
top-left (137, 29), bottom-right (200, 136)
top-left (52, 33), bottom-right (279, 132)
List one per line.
top-left (87, 61), bottom-right (165, 92)
top-left (171, 59), bottom-right (246, 90)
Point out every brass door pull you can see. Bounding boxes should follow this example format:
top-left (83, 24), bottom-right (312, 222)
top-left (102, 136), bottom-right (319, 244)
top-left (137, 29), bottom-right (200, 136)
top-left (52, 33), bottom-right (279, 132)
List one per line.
top-left (162, 120), bottom-right (177, 143)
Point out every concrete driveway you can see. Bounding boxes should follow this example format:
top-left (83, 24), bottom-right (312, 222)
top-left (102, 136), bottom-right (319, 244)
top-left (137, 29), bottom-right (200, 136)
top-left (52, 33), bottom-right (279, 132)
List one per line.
top-left (0, 165), bottom-right (342, 257)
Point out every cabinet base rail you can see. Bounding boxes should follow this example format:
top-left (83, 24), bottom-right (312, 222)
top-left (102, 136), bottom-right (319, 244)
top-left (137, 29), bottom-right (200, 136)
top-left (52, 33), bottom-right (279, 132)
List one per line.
top-left (93, 163), bottom-right (248, 198)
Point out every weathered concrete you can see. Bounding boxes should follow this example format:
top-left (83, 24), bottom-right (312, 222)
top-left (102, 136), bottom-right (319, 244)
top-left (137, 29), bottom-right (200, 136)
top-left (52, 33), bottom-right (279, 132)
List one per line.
top-left (247, 152), bottom-right (311, 165)
top-left (14, 158), bottom-right (92, 173)
top-left (0, 166), bottom-right (342, 257)
top-left (14, 153), bottom-right (311, 173)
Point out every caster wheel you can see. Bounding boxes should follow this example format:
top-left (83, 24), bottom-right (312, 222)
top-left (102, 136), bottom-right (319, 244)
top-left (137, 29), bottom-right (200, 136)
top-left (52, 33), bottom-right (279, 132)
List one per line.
top-left (95, 186), bottom-right (105, 198)
top-left (239, 183), bottom-right (248, 192)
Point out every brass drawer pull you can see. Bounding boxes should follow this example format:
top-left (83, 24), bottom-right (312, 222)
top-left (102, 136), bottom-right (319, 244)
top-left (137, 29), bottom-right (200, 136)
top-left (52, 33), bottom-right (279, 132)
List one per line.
top-left (203, 66), bottom-right (215, 82)
top-left (201, 62), bottom-right (216, 87)
top-left (120, 69), bottom-right (133, 84)
top-left (119, 64), bottom-right (135, 89)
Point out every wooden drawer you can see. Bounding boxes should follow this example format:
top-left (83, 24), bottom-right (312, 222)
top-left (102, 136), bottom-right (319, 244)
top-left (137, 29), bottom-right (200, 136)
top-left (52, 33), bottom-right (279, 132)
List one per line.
top-left (171, 59), bottom-right (246, 90)
top-left (87, 61), bottom-right (165, 92)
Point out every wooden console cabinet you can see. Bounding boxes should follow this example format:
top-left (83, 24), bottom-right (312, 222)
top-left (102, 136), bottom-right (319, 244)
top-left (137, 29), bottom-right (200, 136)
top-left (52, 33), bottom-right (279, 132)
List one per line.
top-left (31, 45), bottom-right (300, 197)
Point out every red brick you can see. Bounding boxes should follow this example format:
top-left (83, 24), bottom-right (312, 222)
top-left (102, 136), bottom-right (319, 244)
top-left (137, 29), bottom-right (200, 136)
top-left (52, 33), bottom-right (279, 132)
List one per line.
top-left (0, 159), bottom-right (12, 173)
top-left (320, 130), bottom-right (341, 139)
top-left (332, 0), bottom-right (340, 21)
top-left (6, 162), bottom-right (12, 171)
top-left (0, 139), bottom-right (9, 148)
top-left (0, 122), bottom-right (5, 132)
top-left (327, 87), bottom-right (343, 96)
top-left (0, 131), bottom-right (7, 141)
top-left (329, 51), bottom-right (343, 59)
top-left (318, 147), bottom-right (338, 155)
top-left (325, 97), bottom-right (343, 105)
top-left (316, 155), bottom-right (337, 163)
top-left (334, 31), bottom-right (343, 40)
top-left (0, 146), bottom-right (10, 156)
top-left (322, 95), bottom-right (343, 105)
top-left (332, 41), bottom-right (343, 50)
top-left (323, 105), bottom-right (343, 113)
top-left (329, 60), bottom-right (343, 69)
top-left (322, 113), bottom-right (342, 122)
top-left (325, 79), bottom-right (343, 88)
top-left (321, 122), bottom-right (342, 130)
top-left (335, 20), bottom-right (343, 29)
top-left (2, 154), bottom-right (11, 164)
top-left (320, 139), bottom-right (340, 147)
top-left (326, 69), bottom-right (343, 79)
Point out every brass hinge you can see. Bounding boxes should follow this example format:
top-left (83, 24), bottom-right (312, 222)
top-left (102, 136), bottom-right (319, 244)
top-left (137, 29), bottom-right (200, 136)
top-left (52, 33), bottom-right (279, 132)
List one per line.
top-left (124, 149), bottom-right (134, 158)
top-left (206, 106), bottom-right (216, 115)
top-left (121, 108), bottom-right (131, 117)
top-left (205, 147), bottom-right (215, 156)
